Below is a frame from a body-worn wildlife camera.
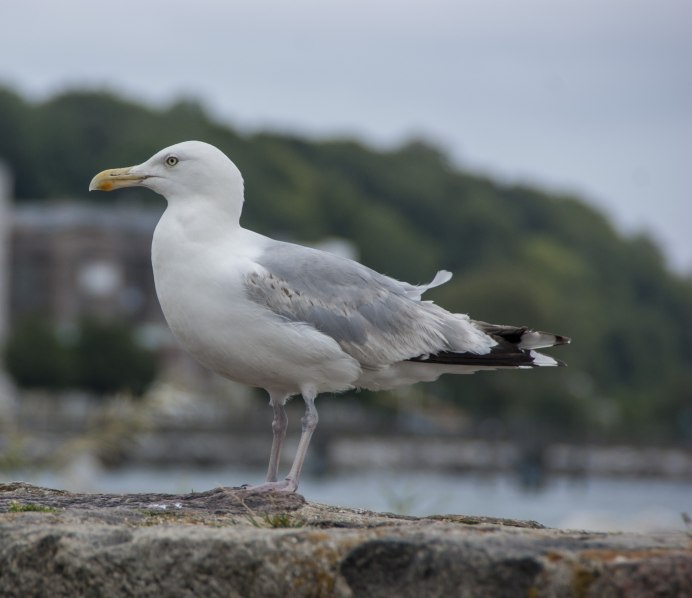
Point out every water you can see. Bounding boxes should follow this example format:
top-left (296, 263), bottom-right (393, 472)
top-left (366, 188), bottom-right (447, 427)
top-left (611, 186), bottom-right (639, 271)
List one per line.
top-left (4, 464), bottom-right (690, 533)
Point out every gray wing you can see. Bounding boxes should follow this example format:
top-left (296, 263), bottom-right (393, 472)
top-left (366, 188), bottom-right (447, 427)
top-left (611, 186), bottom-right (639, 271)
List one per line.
top-left (244, 241), bottom-right (488, 368)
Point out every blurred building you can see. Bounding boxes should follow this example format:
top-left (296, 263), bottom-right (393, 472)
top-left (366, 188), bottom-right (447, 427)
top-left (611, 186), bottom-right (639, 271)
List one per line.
top-left (10, 201), bottom-right (163, 328)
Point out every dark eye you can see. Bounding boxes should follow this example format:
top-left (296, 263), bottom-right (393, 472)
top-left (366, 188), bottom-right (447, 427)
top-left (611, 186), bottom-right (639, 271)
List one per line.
top-left (165, 156), bottom-right (179, 167)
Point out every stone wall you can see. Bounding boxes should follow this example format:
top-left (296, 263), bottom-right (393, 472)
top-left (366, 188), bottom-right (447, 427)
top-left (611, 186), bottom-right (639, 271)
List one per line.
top-left (0, 483), bottom-right (690, 597)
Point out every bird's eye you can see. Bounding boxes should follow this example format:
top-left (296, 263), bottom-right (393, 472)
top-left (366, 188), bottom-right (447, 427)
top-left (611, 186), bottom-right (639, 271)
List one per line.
top-left (165, 156), bottom-right (179, 167)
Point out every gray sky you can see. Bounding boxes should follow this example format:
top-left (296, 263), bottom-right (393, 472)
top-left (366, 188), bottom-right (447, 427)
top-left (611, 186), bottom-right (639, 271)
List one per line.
top-left (2, 0), bottom-right (690, 272)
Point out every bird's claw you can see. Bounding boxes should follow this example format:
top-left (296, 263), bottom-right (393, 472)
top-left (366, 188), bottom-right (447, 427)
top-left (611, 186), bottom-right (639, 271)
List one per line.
top-left (240, 479), bottom-right (297, 493)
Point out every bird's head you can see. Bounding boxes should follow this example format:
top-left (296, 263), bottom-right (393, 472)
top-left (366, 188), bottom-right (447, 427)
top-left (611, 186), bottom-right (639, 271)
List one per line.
top-left (89, 141), bottom-right (244, 208)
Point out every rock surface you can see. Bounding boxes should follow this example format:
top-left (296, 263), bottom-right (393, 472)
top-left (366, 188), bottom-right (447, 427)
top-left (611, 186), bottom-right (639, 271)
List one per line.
top-left (0, 482), bottom-right (690, 597)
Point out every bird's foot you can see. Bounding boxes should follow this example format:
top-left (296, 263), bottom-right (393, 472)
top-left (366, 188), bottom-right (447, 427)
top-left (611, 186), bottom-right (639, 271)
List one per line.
top-left (240, 479), bottom-right (298, 493)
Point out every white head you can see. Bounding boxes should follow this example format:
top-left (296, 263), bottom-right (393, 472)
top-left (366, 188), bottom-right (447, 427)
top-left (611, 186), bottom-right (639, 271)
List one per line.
top-left (89, 140), bottom-right (245, 216)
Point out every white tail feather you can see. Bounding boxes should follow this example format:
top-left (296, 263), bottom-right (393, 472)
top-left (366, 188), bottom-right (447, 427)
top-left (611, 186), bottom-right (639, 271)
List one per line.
top-left (529, 350), bottom-right (559, 367)
top-left (519, 331), bottom-right (568, 350)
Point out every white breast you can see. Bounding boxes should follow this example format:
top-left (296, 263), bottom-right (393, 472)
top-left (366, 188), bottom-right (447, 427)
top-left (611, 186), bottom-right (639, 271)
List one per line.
top-left (151, 209), bottom-right (361, 396)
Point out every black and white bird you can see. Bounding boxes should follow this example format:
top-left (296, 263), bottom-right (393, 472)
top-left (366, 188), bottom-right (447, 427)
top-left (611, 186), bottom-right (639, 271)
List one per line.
top-left (90, 141), bottom-right (569, 492)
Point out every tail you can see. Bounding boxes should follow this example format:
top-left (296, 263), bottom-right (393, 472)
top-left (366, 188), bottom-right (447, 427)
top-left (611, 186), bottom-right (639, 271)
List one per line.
top-left (409, 322), bottom-right (570, 369)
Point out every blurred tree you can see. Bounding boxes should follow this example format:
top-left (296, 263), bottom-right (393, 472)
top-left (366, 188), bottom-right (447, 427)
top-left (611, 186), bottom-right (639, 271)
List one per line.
top-left (0, 89), bottom-right (35, 197)
top-left (1, 85), bottom-right (691, 442)
top-left (3, 316), bottom-right (157, 397)
top-left (71, 318), bottom-right (157, 397)
top-left (4, 317), bottom-right (74, 390)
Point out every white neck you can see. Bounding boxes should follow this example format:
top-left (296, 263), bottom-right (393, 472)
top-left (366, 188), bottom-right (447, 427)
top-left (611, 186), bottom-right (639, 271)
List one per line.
top-left (164, 191), bottom-right (243, 238)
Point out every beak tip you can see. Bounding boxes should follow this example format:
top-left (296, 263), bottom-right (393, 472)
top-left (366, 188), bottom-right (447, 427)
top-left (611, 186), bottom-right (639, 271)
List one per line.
top-left (88, 167), bottom-right (138, 192)
top-left (89, 171), bottom-right (114, 192)
top-left (89, 178), bottom-right (111, 192)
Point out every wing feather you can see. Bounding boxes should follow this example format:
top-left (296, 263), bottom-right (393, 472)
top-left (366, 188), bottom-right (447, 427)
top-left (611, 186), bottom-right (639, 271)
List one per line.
top-left (244, 242), bottom-right (492, 368)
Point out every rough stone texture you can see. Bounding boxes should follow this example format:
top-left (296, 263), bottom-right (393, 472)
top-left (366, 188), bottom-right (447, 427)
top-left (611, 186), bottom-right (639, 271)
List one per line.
top-left (0, 483), bottom-right (690, 597)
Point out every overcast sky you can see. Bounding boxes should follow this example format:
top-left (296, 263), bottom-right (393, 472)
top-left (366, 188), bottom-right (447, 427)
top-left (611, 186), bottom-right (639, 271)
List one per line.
top-left (1, 0), bottom-right (690, 272)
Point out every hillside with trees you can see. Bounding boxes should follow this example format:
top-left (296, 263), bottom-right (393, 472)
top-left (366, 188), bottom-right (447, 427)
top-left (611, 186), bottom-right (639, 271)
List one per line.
top-left (1, 86), bottom-right (690, 444)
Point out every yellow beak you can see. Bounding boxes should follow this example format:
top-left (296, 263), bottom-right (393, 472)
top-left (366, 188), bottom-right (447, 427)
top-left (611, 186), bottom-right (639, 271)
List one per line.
top-left (89, 167), bottom-right (146, 192)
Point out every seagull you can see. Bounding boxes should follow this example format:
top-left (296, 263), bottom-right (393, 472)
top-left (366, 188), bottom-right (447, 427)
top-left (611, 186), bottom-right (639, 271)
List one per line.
top-left (89, 141), bottom-right (569, 492)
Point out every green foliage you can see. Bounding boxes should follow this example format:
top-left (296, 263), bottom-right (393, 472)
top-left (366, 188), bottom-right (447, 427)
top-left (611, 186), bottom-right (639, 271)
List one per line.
top-left (8, 501), bottom-right (57, 513)
top-left (71, 318), bottom-right (157, 396)
top-left (1, 86), bottom-right (691, 442)
top-left (4, 318), bottom-right (74, 390)
top-left (262, 513), bottom-right (305, 528)
top-left (245, 511), bottom-right (305, 528)
top-left (3, 316), bottom-right (157, 397)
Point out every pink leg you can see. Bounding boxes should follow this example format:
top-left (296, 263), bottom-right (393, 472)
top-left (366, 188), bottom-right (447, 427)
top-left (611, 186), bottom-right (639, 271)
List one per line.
top-left (283, 392), bottom-right (317, 490)
top-left (244, 390), bottom-right (318, 493)
top-left (265, 395), bottom-right (288, 483)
